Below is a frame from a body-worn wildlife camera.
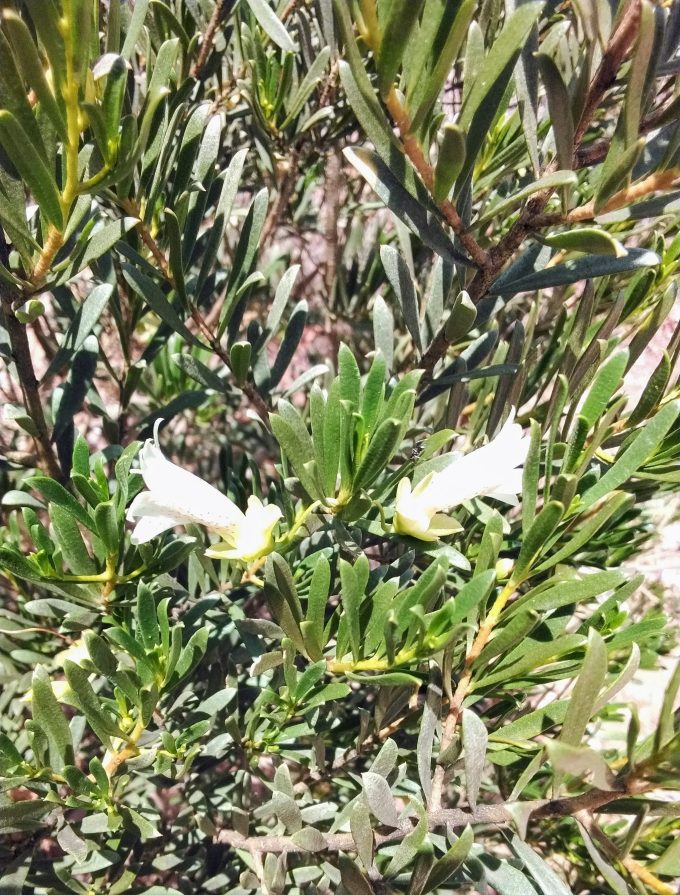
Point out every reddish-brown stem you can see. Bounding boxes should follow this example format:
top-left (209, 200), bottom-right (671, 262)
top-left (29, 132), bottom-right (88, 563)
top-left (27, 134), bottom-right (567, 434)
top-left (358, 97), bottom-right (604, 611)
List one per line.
top-left (383, 89), bottom-right (491, 271)
top-left (192, 0), bottom-right (237, 80)
top-left (418, 0), bottom-right (645, 384)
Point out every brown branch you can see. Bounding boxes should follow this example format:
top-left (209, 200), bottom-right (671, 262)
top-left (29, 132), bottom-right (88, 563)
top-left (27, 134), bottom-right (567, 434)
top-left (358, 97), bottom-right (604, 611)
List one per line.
top-left (261, 147), bottom-right (302, 248)
top-left (430, 579), bottom-right (519, 810)
top-left (573, 0), bottom-right (642, 148)
top-left (0, 238), bottom-right (62, 480)
top-left (192, 0), bottom-right (237, 80)
top-left (528, 169), bottom-right (680, 228)
top-left (575, 91), bottom-right (680, 170)
top-left (323, 145), bottom-right (343, 298)
top-left (418, 0), bottom-right (644, 384)
top-left (383, 89), bottom-right (490, 271)
top-left (189, 302), bottom-right (272, 426)
top-left (280, 0), bottom-right (301, 22)
top-left (215, 788), bottom-right (629, 856)
top-left (119, 203), bottom-right (272, 426)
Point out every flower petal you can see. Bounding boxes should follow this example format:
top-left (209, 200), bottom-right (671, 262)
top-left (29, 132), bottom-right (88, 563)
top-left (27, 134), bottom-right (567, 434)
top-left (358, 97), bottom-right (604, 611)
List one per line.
top-left (425, 414), bottom-right (528, 510)
top-left (136, 440), bottom-right (245, 531)
top-left (131, 516), bottom-right (182, 545)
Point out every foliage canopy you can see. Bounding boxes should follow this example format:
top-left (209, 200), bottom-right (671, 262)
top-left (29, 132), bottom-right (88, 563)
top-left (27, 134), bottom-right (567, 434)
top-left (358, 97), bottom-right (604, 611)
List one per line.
top-left (0, 1), bottom-right (680, 893)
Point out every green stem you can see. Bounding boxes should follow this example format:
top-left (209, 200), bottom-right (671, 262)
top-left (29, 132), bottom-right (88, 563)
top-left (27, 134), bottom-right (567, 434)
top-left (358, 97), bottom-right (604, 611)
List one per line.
top-left (327, 646), bottom-right (417, 675)
top-left (102, 717), bottom-right (146, 780)
top-left (275, 500), bottom-right (321, 549)
top-left (43, 566), bottom-right (145, 585)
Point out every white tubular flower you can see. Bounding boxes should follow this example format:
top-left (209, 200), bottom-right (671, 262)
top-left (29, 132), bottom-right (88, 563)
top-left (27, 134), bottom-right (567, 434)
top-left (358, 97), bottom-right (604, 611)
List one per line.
top-left (394, 411), bottom-right (529, 542)
top-left (126, 427), bottom-right (282, 563)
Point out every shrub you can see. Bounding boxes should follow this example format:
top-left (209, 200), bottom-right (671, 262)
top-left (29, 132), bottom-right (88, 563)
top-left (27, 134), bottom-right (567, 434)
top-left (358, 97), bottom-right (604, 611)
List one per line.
top-left (0, 1), bottom-right (679, 893)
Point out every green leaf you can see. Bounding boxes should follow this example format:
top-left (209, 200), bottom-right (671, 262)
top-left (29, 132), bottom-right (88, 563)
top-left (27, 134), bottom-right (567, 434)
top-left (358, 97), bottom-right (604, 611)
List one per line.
top-left (533, 492), bottom-right (633, 573)
top-left (627, 351), bottom-right (671, 425)
top-left (172, 628), bottom-right (209, 683)
top-left (409, 0), bottom-right (477, 132)
top-left (489, 699), bottom-right (569, 743)
top-left (270, 410), bottom-right (321, 500)
top-left (0, 111), bottom-right (62, 229)
top-left (579, 349), bottom-right (628, 428)
top-left (50, 504), bottom-right (96, 575)
top-left (649, 837), bottom-right (680, 877)
top-left (338, 342), bottom-right (361, 409)
top-left (64, 660), bottom-right (121, 746)
top-left (548, 742), bottom-right (615, 792)
top-left (245, 0), bottom-right (296, 52)
top-left (172, 353), bottom-right (225, 392)
top-left (457, 3), bottom-right (543, 179)
top-left (31, 477), bottom-right (96, 533)
top-left (46, 284), bottom-right (113, 378)
top-left (61, 217), bottom-right (139, 282)
top-left (361, 771), bottom-right (400, 827)
top-left (361, 352), bottom-right (387, 435)
top-left (22, 0), bottom-right (65, 83)
top-left (137, 583), bottom-right (160, 650)
top-left (444, 290), bottom-right (476, 342)
top-left (266, 553), bottom-right (304, 623)
top-left (0, 25), bottom-right (48, 154)
top-left (303, 681), bottom-right (351, 711)
top-left (462, 708), bottom-right (487, 810)
top-left (424, 826), bottom-right (474, 891)
top-left (381, 245), bottom-right (422, 353)
top-left (304, 555), bottom-right (330, 660)
top-left (350, 800), bottom-right (374, 870)
top-left (269, 299), bottom-right (308, 389)
top-left (477, 170), bottom-right (578, 225)
top-left (373, 296), bottom-right (395, 371)
top-left (164, 207), bottom-right (187, 306)
top-left (489, 248), bottom-right (660, 295)
top-left (343, 146), bottom-right (471, 267)
top-left (580, 400), bottom-right (680, 509)
top-left (377, 0), bottom-right (425, 98)
top-left (102, 55), bottom-right (127, 152)
top-left (536, 54), bottom-right (574, 173)
top-left (354, 418), bottom-right (402, 490)
top-left (84, 631), bottom-right (117, 677)
top-left (230, 341), bottom-right (252, 386)
top-left (122, 264), bottom-right (200, 346)
top-left (595, 138), bottom-right (644, 212)
top-left (559, 629), bottom-right (607, 748)
top-left (0, 547), bottom-right (43, 582)
top-left (521, 419), bottom-right (542, 536)
top-left (339, 559), bottom-right (363, 662)
top-left (30, 666), bottom-right (74, 771)
top-left (281, 47), bottom-right (331, 127)
top-left (339, 856), bottom-right (374, 895)
top-left (197, 149), bottom-right (248, 292)
top-left (0, 798), bottom-right (50, 834)
top-left (1, 11), bottom-right (67, 139)
top-left (433, 123), bottom-right (466, 201)
top-left (334, 8), bottom-right (398, 155)
top-left (541, 228), bottom-right (626, 258)
top-left (450, 570), bottom-right (496, 625)
top-left (506, 570), bottom-right (625, 620)
top-left (514, 501), bottom-right (564, 581)
top-left (57, 824), bottom-right (88, 864)
top-left (473, 634), bottom-right (586, 690)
